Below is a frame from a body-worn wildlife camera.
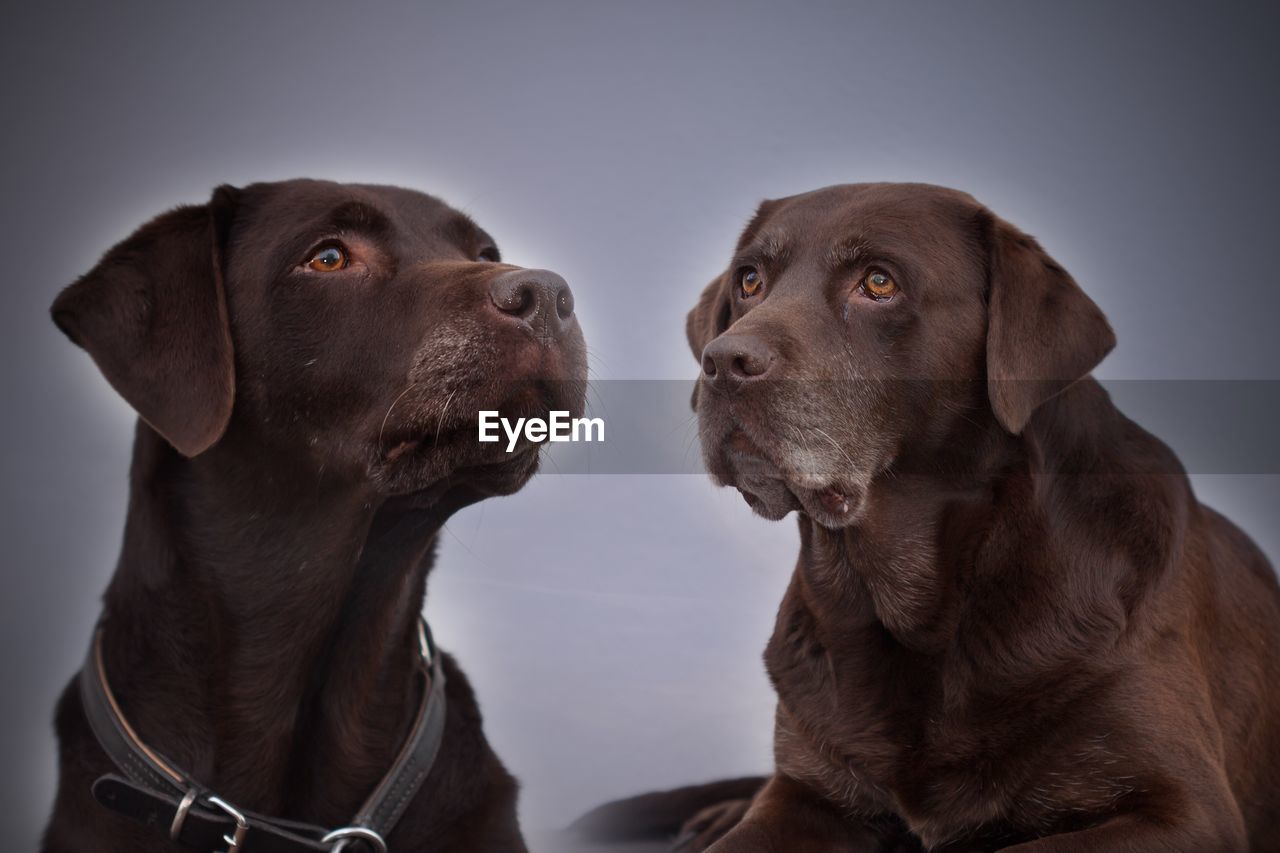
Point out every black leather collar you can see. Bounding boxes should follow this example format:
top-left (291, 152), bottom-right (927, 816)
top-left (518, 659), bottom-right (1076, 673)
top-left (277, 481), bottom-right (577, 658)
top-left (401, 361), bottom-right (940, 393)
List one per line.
top-left (79, 619), bottom-right (447, 852)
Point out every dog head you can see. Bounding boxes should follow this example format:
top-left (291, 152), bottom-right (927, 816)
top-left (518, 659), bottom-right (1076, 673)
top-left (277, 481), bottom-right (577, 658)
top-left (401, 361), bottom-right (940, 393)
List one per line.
top-left (52, 179), bottom-right (587, 501)
top-left (689, 183), bottom-right (1114, 528)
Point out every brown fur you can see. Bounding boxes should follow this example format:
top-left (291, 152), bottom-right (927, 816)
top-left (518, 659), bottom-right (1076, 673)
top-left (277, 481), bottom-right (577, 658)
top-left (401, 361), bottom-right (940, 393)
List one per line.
top-left (581, 183), bottom-right (1280, 852)
top-left (42, 179), bottom-right (587, 852)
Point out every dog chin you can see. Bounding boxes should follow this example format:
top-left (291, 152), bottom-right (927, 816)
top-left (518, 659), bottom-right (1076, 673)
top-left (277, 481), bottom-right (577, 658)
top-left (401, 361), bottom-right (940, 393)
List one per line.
top-left (731, 476), bottom-right (868, 529)
top-left (451, 445), bottom-right (543, 497)
top-left (377, 439), bottom-right (542, 505)
top-left (711, 432), bottom-right (870, 530)
top-left (375, 375), bottom-right (585, 497)
top-left (792, 482), bottom-right (868, 530)
top-left (733, 476), bottom-right (802, 521)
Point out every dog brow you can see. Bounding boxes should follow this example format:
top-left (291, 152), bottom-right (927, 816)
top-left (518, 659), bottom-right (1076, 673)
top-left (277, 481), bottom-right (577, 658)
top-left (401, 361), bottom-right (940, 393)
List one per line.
top-left (825, 239), bottom-right (870, 268)
top-left (326, 201), bottom-right (394, 237)
top-left (442, 212), bottom-right (488, 247)
top-left (753, 234), bottom-right (791, 265)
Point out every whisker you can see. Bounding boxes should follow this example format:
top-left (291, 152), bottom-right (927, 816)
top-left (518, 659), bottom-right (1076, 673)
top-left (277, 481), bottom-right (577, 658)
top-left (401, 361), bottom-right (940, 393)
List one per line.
top-left (378, 384), bottom-right (417, 446)
top-left (812, 425), bottom-right (859, 475)
top-left (433, 388), bottom-right (461, 445)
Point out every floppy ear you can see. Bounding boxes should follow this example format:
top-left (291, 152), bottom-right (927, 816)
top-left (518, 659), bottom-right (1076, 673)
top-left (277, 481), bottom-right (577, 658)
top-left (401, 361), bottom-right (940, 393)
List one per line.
top-left (686, 197), bottom-right (781, 362)
top-left (983, 211), bottom-right (1115, 434)
top-left (686, 274), bottom-right (731, 409)
top-left (51, 185), bottom-right (241, 457)
top-left (686, 274), bottom-right (731, 361)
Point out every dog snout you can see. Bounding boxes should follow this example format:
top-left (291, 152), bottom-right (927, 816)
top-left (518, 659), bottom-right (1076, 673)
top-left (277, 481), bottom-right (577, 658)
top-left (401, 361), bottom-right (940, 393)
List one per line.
top-left (489, 268), bottom-right (575, 341)
top-left (701, 335), bottom-right (776, 390)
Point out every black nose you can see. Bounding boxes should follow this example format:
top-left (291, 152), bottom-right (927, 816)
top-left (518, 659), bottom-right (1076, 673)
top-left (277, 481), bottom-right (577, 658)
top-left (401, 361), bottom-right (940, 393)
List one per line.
top-left (701, 335), bottom-right (775, 390)
top-left (489, 269), bottom-right (575, 341)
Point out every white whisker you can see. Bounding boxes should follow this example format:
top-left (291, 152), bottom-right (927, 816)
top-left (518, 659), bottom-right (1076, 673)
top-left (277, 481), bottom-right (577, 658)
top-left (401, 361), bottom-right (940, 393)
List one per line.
top-left (378, 384), bottom-right (417, 447)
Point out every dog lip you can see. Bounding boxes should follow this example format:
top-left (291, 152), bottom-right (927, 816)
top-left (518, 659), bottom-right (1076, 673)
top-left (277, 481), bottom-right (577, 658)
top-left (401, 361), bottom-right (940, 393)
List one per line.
top-left (384, 437), bottom-right (421, 463)
top-left (816, 487), bottom-right (851, 516)
top-left (380, 415), bottom-right (469, 454)
top-left (727, 445), bottom-right (866, 524)
top-left (794, 481), bottom-right (867, 528)
top-left (382, 375), bottom-right (581, 458)
top-left (709, 424), bottom-right (870, 526)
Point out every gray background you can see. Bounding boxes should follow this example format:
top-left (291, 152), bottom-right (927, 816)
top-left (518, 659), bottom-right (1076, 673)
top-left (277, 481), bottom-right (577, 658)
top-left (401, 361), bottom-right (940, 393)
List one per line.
top-left (3, 1), bottom-right (1279, 849)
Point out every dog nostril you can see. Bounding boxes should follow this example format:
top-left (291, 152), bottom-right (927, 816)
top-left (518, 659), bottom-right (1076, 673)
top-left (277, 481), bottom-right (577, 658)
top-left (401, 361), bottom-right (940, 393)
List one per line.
top-left (734, 352), bottom-right (773, 378)
top-left (512, 286), bottom-right (536, 317)
top-left (555, 285), bottom-right (575, 320)
top-left (491, 280), bottom-right (537, 318)
top-left (702, 336), bottom-right (775, 384)
top-left (490, 269), bottom-right (575, 340)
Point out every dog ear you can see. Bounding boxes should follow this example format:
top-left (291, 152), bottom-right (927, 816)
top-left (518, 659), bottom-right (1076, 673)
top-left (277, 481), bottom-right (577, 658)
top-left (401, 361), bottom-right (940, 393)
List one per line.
top-left (686, 274), bottom-right (730, 409)
top-left (687, 199), bottom-right (778, 408)
top-left (51, 185), bottom-right (241, 457)
top-left (983, 210), bottom-right (1115, 434)
top-left (686, 273), bottom-right (731, 362)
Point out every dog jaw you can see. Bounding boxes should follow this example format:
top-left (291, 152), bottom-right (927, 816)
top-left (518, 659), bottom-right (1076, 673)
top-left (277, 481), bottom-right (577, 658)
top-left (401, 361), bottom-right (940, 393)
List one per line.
top-left (706, 423), bottom-right (874, 530)
top-left (367, 311), bottom-right (587, 500)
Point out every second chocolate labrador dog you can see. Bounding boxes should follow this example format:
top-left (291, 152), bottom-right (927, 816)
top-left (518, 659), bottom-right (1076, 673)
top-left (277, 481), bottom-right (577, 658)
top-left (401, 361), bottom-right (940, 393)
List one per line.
top-left (579, 183), bottom-right (1280, 851)
top-left (43, 179), bottom-right (586, 852)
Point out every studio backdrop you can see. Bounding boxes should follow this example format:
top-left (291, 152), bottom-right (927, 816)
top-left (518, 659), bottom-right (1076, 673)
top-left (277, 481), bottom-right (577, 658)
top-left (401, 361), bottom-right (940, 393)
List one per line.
top-left (3, 2), bottom-right (1278, 851)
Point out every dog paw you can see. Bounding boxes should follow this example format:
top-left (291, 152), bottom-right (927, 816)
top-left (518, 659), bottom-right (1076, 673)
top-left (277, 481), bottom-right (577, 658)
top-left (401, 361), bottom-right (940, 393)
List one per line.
top-left (672, 798), bottom-right (752, 851)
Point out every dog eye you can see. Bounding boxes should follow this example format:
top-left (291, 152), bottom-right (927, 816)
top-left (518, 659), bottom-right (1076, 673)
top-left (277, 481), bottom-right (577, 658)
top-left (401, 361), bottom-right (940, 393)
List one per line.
top-left (306, 244), bottom-right (349, 272)
top-left (739, 267), bottom-right (764, 297)
top-left (477, 247), bottom-right (500, 263)
top-left (861, 270), bottom-right (898, 300)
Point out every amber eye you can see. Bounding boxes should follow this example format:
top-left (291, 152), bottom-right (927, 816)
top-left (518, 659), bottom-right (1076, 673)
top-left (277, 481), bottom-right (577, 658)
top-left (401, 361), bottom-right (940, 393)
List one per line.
top-left (740, 267), bottom-right (764, 297)
top-left (862, 270), bottom-right (898, 300)
top-left (306, 244), bottom-right (348, 272)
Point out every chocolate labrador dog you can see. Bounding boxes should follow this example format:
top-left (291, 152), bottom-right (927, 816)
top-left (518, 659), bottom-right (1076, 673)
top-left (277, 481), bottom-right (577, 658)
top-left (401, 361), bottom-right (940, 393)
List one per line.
top-left (42, 179), bottom-right (586, 852)
top-left (577, 183), bottom-right (1280, 851)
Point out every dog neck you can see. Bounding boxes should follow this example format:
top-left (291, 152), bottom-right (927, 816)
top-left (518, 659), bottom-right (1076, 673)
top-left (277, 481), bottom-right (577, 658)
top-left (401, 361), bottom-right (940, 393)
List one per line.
top-left (791, 379), bottom-right (1188, 661)
top-left (95, 422), bottom-right (468, 821)
top-left (794, 472), bottom-right (990, 653)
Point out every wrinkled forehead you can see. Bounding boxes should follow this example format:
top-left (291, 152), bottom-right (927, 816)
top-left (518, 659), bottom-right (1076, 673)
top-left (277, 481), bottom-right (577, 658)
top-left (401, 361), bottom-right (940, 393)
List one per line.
top-left (743, 183), bottom-right (981, 265)
top-left (229, 180), bottom-right (491, 265)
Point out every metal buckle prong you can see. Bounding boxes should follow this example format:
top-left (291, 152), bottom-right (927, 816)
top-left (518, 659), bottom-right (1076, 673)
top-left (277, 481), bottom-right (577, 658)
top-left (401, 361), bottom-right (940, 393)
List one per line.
top-left (169, 788), bottom-right (198, 840)
top-left (207, 796), bottom-right (249, 851)
top-left (323, 825), bottom-right (388, 853)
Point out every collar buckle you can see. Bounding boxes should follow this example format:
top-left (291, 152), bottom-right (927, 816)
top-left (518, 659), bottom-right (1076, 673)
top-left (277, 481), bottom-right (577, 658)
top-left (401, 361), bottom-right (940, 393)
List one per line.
top-left (169, 788), bottom-right (198, 840)
top-left (207, 796), bottom-right (249, 851)
top-left (323, 826), bottom-right (389, 853)
top-left (81, 618), bottom-right (444, 852)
